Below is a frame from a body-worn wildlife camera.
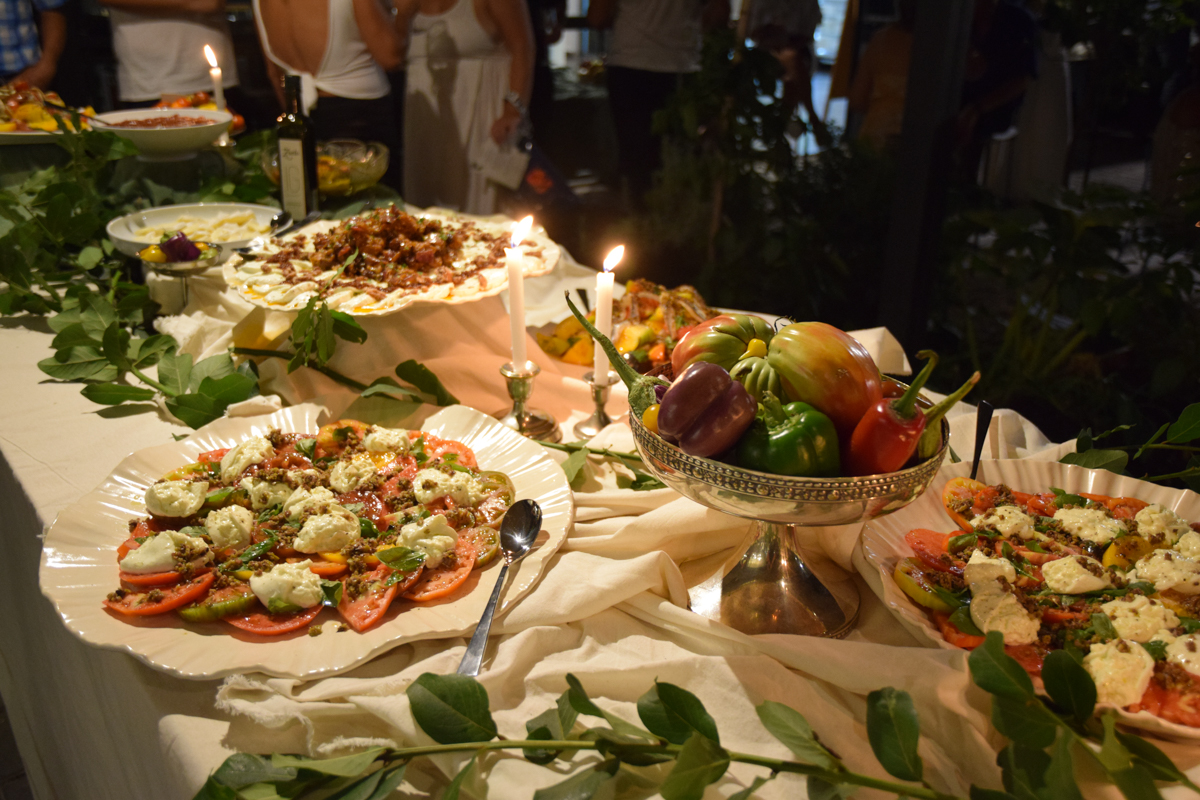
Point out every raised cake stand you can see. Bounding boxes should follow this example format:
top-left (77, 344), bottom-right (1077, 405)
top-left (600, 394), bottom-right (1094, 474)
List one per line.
top-left (630, 416), bottom-right (949, 638)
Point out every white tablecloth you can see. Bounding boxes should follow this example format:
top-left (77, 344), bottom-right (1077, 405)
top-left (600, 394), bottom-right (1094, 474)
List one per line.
top-left (7, 263), bottom-right (1178, 800)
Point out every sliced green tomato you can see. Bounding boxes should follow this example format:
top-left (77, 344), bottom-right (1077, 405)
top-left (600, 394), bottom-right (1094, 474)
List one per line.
top-left (893, 558), bottom-right (955, 613)
top-left (458, 526), bottom-right (500, 568)
top-left (177, 584), bottom-right (258, 623)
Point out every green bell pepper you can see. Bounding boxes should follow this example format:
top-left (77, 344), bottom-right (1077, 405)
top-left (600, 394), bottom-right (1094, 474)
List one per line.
top-left (736, 392), bottom-right (840, 477)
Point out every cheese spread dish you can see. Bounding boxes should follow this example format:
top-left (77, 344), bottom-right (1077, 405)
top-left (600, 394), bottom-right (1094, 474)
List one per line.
top-left (131, 211), bottom-right (270, 245)
top-left (897, 478), bottom-right (1200, 728)
top-left (104, 419), bottom-right (514, 636)
top-left (223, 205), bottom-right (561, 315)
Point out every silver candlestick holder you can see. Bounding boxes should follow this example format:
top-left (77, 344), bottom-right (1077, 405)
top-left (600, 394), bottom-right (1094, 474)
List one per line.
top-left (573, 371), bottom-right (616, 440)
top-left (493, 361), bottom-right (562, 443)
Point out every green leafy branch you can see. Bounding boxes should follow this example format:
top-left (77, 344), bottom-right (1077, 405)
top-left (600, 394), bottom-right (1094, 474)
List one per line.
top-left (540, 440), bottom-right (666, 492)
top-left (194, 635), bottom-right (1200, 800)
top-left (1062, 402), bottom-right (1200, 490)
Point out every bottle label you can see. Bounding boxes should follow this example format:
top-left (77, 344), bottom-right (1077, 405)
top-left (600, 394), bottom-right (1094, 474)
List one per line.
top-left (278, 139), bottom-right (308, 218)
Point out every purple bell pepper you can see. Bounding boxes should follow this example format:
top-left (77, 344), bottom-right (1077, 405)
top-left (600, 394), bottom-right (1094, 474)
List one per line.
top-left (657, 362), bottom-right (757, 457)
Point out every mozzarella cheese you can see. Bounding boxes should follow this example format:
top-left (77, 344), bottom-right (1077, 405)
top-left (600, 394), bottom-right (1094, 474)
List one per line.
top-left (363, 426), bottom-right (412, 454)
top-left (1041, 555), bottom-right (1111, 594)
top-left (969, 588), bottom-right (1040, 645)
top-left (973, 506), bottom-right (1036, 540)
top-left (1053, 507), bottom-right (1126, 545)
top-left (1177, 531), bottom-right (1200, 560)
top-left (1084, 640), bottom-right (1155, 707)
top-left (294, 507), bottom-right (360, 553)
top-left (1101, 595), bottom-right (1179, 642)
top-left (204, 505), bottom-right (254, 550)
top-left (412, 469), bottom-right (486, 507)
top-left (396, 514), bottom-right (459, 567)
top-left (964, 550), bottom-right (1017, 588)
top-left (1167, 634), bottom-right (1200, 678)
top-left (239, 477), bottom-right (295, 511)
top-left (284, 486), bottom-right (337, 519)
top-left (219, 436), bottom-right (275, 483)
top-left (249, 560), bottom-right (324, 609)
top-left (145, 480), bottom-right (208, 518)
top-left (1136, 504), bottom-right (1191, 548)
top-left (330, 453), bottom-right (377, 494)
top-left (119, 529), bottom-right (211, 574)
top-left (1132, 550), bottom-right (1200, 595)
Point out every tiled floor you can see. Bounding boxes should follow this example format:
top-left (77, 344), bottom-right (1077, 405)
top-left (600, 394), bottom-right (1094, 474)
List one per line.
top-left (0, 703), bottom-right (31, 800)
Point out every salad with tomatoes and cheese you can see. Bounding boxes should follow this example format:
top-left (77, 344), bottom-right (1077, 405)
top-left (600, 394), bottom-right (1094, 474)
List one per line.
top-left (897, 479), bottom-right (1200, 727)
top-left (105, 420), bottom-right (513, 636)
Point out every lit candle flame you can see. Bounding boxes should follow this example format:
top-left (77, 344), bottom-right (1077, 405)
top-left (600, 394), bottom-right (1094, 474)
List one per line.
top-left (510, 215), bottom-right (533, 248)
top-left (603, 245), bottom-right (624, 273)
top-left (204, 44), bottom-right (219, 69)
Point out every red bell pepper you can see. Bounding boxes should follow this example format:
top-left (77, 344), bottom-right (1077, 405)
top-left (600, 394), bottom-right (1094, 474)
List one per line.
top-left (844, 351), bottom-right (938, 475)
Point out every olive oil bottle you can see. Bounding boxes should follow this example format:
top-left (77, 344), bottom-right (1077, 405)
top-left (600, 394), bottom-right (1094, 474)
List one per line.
top-left (276, 75), bottom-right (318, 218)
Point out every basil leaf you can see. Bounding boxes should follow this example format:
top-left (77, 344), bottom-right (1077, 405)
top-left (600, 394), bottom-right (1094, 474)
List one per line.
top-left (378, 546), bottom-right (425, 574)
top-left (265, 597), bottom-right (302, 614)
top-left (948, 533), bottom-right (977, 553)
top-left (320, 579), bottom-right (343, 608)
top-left (411, 437), bottom-right (428, 466)
top-left (1180, 617), bottom-right (1200, 634)
top-left (950, 605), bottom-right (985, 636)
top-left (205, 487), bottom-right (234, 505)
top-left (225, 533), bottom-right (277, 570)
top-left (295, 438), bottom-right (317, 459)
top-left (359, 517), bottom-right (384, 538)
top-left (257, 505), bottom-right (281, 523)
top-left (177, 525), bottom-right (207, 538)
top-left (1051, 487), bottom-right (1086, 508)
top-left (931, 585), bottom-right (965, 610)
top-left (1091, 612), bottom-right (1118, 640)
top-left (1140, 640), bottom-right (1168, 661)
top-left (1025, 541), bottom-right (1046, 553)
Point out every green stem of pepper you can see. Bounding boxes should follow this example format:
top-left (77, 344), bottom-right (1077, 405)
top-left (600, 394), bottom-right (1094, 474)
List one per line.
top-left (892, 350), bottom-right (938, 420)
top-left (915, 371), bottom-right (981, 460)
top-left (564, 291), bottom-right (668, 418)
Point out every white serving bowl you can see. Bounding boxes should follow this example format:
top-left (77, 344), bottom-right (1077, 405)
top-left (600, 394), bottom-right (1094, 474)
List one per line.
top-left (106, 202), bottom-right (280, 263)
top-left (94, 108), bottom-right (231, 157)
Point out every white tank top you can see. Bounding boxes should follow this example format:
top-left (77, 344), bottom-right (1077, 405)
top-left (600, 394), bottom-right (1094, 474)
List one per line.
top-left (254, 0), bottom-right (391, 113)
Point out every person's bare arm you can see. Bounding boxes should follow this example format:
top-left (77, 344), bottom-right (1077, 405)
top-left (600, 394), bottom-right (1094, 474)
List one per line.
top-left (353, 0), bottom-right (403, 71)
top-left (15, 7), bottom-right (65, 89)
top-left (393, 0), bottom-right (417, 62)
top-left (586, 0), bottom-right (614, 29)
top-left (488, 0), bottom-right (533, 143)
top-left (99, 0), bottom-right (224, 16)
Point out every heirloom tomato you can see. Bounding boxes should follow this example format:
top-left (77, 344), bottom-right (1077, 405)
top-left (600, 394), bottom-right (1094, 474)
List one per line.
top-left (766, 322), bottom-right (882, 439)
top-left (670, 314), bottom-right (783, 402)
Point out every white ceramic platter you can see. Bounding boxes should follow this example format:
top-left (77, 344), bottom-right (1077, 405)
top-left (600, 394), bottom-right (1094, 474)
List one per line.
top-left (861, 458), bottom-right (1200, 740)
top-left (93, 108), bottom-right (231, 157)
top-left (0, 129), bottom-right (60, 144)
top-left (39, 404), bottom-right (574, 680)
top-left (223, 207), bottom-right (561, 317)
top-left (106, 202), bottom-right (279, 262)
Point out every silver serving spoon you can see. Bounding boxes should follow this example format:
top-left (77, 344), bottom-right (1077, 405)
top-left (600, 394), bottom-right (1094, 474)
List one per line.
top-left (457, 499), bottom-right (542, 677)
top-left (235, 210), bottom-right (319, 255)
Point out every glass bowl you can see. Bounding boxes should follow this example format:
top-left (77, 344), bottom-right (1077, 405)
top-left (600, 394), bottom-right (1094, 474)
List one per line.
top-left (262, 139), bottom-right (389, 196)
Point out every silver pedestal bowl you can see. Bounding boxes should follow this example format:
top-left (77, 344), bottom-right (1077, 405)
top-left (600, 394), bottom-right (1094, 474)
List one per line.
top-left (630, 415), bottom-right (949, 638)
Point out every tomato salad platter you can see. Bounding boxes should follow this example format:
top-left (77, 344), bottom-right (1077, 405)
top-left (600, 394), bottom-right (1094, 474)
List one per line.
top-left (861, 458), bottom-right (1200, 739)
top-left (39, 404), bottom-right (573, 680)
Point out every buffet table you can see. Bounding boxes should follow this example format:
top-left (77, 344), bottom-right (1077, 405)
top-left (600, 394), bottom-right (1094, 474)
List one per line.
top-left (4, 256), bottom-right (1194, 800)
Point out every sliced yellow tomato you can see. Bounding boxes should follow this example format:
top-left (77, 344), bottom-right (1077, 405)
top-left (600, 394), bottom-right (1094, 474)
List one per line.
top-left (1102, 535), bottom-right (1156, 570)
top-left (319, 551), bottom-right (378, 565)
top-left (893, 557), bottom-right (955, 613)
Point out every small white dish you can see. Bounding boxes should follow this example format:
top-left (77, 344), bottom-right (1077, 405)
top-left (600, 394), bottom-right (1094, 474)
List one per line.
top-left (107, 202), bottom-right (280, 263)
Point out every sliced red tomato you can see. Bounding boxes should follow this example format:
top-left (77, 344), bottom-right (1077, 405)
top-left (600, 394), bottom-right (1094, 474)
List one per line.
top-left (429, 439), bottom-right (478, 468)
top-left (402, 539), bottom-right (477, 602)
top-left (1004, 644), bottom-right (1046, 677)
top-left (117, 518), bottom-right (167, 562)
top-left (932, 610), bottom-right (986, 650)
top-left (904, 529), bottom-right (961, 573)
top-left (1041, 607), bottom-right (1089, 623)
top-left (225, 605), bottom-right (323, 636)
top-left (942, 478), bottom-right (989, 531)
top-left (1132, 679), bottom-right (1200, 727)
top-left (334, 490), bottom-right (391, 532)
top-left (338, 564), bottom-right (417, 632)
top-left (120, 569), bottom-right (185, 587)
top-left (1007, 544), bottom-right (1059, 566)
top-left (1024, 492), bottom-right (1058, 518)
top-left (1080, 493), bottom-right (1149, 521)
top-left (104, 572), bottom-right (216, 616)
top-left (197, 448), bottom-right (230, 464)
top-left (304, 560), bottom-right (347, 578)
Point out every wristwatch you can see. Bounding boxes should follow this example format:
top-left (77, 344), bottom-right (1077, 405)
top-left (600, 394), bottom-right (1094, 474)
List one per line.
top-left (504, 90), bottom-right (528, 118)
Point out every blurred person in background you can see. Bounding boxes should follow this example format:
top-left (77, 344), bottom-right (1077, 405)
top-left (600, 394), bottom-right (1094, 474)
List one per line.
top-left (99, 0), bottom-right (241, 109)
top-left (846, 0), bottom-right (915, 152)
top-left (747, 0), bottom-right (829, 146)
top-left (526, 0), bottom-right (562, 143)
top-left (588, 0), bottom-right (729, 207)
top-left (0, 0), bottom-right (65, 88)
top-left (254, 0), bottom-right (404, 189)
top-left (397, 0), bottom-right (534, 214)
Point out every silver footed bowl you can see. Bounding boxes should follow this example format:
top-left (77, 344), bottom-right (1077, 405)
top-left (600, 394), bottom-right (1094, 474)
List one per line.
top-left (629, 414), bottom-right (950, 527)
